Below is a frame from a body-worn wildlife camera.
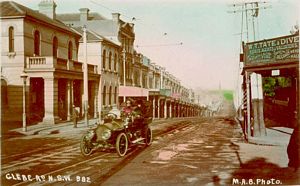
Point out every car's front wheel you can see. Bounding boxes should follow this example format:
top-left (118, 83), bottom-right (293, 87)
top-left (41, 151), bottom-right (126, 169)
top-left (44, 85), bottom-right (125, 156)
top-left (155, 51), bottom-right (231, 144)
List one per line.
top-left (80, 132), bottom-right (94, 156)
top-left (116, 133), bottom-right (128, 157)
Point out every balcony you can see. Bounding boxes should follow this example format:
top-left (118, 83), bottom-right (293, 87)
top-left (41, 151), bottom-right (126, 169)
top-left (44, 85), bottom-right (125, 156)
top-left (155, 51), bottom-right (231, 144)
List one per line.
top-left (26, 56), bottom-right (98, 74)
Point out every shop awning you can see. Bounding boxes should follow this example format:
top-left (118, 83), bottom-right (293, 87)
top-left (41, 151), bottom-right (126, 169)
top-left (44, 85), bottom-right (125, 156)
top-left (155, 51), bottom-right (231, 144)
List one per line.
top-left (119, 86), bottom-right (149, 97)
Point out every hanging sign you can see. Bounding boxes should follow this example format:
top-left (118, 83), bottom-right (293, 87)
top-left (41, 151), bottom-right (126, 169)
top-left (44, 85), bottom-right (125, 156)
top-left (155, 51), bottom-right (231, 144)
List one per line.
top-left (271, 69), bottom-right (280, 76)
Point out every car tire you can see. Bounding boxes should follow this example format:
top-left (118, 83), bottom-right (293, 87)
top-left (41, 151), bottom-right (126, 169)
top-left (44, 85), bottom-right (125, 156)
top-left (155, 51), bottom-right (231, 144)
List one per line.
top-left (80, 132), bottom-right (94, 156)
top-left (116, 133), bottom-right (128, 157)
top-left (144, 127), bottom-right (152, 146)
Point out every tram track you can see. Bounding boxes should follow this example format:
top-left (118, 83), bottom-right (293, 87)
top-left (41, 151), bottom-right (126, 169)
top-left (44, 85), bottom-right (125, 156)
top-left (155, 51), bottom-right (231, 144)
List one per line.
top-left (1, 141), bottom-right (80, 163)
top-left (93, 118), bottom-right (205, 185)
top-left (49, 119), bottom-right (199, 186)
top-left (3, 118), bottom-right (204, 186)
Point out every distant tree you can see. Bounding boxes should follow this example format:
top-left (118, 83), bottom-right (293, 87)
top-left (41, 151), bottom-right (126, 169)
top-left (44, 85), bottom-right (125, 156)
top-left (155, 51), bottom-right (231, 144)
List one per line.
top-left (223, 91), bottom-right (233, 101)
top-left (263, 77), bottom-right (291, 97)
top-left (263, 77), bottom-right (276, 97)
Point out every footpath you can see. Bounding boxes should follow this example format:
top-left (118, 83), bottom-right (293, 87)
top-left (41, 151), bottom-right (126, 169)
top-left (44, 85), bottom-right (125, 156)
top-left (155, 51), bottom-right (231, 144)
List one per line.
top-left (231, 117), bottom-right (299, 185)
top-left (1, 117), bottom-right (188, 138)
top-left (231, 122), bottom-right (294, 167)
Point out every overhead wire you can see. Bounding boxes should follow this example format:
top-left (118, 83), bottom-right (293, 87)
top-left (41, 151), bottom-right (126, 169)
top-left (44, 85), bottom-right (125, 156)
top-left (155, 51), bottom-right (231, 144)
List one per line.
top-left (136, 42), bottom-right (183, 48)
top-left (89, 0), bottom-right (183, 48)
top-left (90, 0), bottom-right (134, 20)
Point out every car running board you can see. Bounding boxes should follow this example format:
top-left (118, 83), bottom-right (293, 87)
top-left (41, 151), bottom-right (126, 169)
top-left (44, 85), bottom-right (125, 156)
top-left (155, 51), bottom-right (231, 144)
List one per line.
top-left (131, 138), bottom-right (145, 144)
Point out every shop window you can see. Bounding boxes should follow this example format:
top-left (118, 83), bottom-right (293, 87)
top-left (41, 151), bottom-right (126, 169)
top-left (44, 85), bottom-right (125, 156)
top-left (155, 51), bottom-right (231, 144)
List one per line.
top-left (53, 36), bottom-right (58, 58)
top-left (68, 41), bottom-right (73, 60)
top-left (9, 26), bottom-right (14, 52)
top-left (34, 30), bottom-right (40, 56)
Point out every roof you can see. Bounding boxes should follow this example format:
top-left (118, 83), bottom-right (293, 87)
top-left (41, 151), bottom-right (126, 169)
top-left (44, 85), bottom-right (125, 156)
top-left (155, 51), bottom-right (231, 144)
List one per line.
top-left (71, 27), bottom-right (121, 46)
top-left (57, 12), bottom-right (119, 37)
top-left (71, 27), bottom-right (102, 41)
top-left (0, 1), bottom-right (79, 37)
top-left (56, 12), bottom-right (107, 22)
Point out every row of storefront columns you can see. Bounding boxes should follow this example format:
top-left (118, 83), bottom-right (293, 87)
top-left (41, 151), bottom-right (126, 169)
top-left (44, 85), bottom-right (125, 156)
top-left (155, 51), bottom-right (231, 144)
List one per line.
top-left (298, 63), bottom-right (300, 126)
top-left (66, 80), bottom-right (73, 121)
top-left (164, 99), bottom-right (167, 119)
top-left (169, 102), bottom-right (172, 118)
top-left (43, 77), bottom-right (58, 124)
top-left (41, 77), bottom-right (99, 125)
top-left (151, 96), bottom-right (200, 119)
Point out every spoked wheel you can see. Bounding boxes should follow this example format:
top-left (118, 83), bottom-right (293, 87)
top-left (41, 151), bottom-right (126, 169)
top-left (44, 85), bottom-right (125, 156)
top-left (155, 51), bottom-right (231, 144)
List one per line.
top-left (80, 132), bottom-right (94, 156)
top-left (144, 127), bottom-right (152, 146)
top-left (116, 133), bottom-right (128, 157)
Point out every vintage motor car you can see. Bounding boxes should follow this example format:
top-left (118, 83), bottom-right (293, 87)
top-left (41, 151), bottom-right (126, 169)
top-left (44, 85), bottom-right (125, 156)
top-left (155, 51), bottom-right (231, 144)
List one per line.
top-left (80, 105), bottom-right (153, 157)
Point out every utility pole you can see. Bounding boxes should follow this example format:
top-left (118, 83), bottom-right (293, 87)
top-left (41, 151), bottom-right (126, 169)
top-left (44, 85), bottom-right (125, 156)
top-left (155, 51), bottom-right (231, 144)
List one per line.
top-left (228, 1), bottom-right (271, 42)
top-left (83, 25), bottom-right (89, 126)
top-left (20, 72), bottom-right (28, 132)
top-left (228, 1), bottom-right (271, 138)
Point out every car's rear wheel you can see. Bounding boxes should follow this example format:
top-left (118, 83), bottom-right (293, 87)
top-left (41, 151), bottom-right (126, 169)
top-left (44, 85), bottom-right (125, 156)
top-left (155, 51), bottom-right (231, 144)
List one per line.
top-left (116, 133), bottom-right (128, 157)
top-left (144, 127), bottom-right (152, 146)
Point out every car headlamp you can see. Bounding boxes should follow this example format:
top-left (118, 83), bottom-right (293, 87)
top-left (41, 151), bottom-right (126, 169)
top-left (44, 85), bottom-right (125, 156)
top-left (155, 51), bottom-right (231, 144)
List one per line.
top-left (101, 129), bottom-right (111, 140)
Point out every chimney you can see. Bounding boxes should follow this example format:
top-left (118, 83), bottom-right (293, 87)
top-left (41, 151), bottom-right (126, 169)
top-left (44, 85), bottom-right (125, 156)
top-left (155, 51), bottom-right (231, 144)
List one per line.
top-left (38, 0), bottom-right (57, 19)
top-left (79, 8), bottom-right (89, 23)
top-left (112, 13), bottom-right (120, 22)
top-left (129, 23), bottom-right (134, 28)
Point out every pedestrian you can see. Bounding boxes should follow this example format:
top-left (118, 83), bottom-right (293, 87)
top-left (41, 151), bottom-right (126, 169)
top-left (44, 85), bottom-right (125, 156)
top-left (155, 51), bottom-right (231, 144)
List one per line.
top-left (287, 122), bottom-right (300, 171)
top-left (73, 105), bottom-right (78, 128)
top-left (122, 100), bottom-right (133, 116)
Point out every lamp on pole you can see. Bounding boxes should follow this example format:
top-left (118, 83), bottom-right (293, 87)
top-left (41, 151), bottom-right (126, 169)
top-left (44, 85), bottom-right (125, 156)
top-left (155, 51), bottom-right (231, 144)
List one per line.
top-left (20, 72), bottom-right (28, 132)
top-left (83, 25), bottom-right (89, 126)
top-left (122, 48), bottom-right (126, 101)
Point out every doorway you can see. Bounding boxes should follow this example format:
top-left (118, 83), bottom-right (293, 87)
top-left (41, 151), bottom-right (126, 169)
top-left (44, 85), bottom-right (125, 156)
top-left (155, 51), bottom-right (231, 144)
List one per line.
top-left (30, 78), bottom-right (44, 123)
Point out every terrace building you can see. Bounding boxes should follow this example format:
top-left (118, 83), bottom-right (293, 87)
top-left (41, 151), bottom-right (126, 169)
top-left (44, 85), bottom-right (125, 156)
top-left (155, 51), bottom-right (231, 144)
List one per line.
top-left (0, 1), bottom-right (203, 128)
top-left (0, 1), bottom-right (100, 125)
top-left (57, 9), bottom-right (135, 109)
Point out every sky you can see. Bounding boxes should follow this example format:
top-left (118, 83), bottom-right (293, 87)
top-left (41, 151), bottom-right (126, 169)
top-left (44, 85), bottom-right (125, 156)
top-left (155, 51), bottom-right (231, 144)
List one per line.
top-left (13, 0), bottom-right (300, 90)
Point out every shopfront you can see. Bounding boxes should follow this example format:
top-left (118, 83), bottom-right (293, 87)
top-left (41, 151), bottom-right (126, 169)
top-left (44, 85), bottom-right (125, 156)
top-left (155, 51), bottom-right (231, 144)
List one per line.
top-left (242, 33), bottom-right (299, 137)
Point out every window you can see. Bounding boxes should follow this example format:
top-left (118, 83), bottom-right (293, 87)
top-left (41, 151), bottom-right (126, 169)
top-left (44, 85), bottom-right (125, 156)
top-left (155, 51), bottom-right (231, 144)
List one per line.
top-left (9, 27), bottom-right (14, 52)
top-left (114, 53), bottom-right (117, 71)
top-left (53, 37), bottom-right (58, 58)
top-left (109, 52), bottom-right (112, 70)
top-left (34, 30), bottom-right (40, 56)
top-left (109, 86), bottom-right (112, 105)
top-left (1, 79), bottom-right (8, 107)
top-left (114, 87), bottom-right (117, 104)
top-left (102, 50), bottom-right (106, 69)
top-left (126, 63), bottom-right (129, 79)
top-left (103, 86), bottom-right (106, 105)
top-left (119, 60), bottom-right (123, 84)
top-left (68, 41), bottom-right (73, 60)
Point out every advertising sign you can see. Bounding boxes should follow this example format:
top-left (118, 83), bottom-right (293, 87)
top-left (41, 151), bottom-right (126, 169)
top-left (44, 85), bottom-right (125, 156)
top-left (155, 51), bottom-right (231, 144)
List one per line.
top-left (245, 34), bottom-right (299, 65)
top-left (159, 89), bottom-right (171, 97)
